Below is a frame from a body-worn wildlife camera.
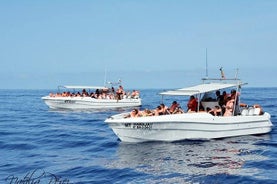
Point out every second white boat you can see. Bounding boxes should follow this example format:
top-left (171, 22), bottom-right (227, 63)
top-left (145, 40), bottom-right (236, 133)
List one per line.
top-left (105, 77), bottom-right (273, 143)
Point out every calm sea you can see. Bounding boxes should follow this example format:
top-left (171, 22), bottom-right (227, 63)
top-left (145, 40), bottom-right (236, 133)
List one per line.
top-left (0, 88), bottom-right (277, 184)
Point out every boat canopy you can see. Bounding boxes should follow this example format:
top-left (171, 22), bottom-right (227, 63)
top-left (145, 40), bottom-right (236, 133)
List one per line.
top-left (160, 82), bottom-right (246, 96)
top-left (60, 85), bottom-right (108, 90)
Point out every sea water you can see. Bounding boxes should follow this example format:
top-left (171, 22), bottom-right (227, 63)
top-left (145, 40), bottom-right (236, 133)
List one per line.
top-left (0, 88), bottom-right (277, 184)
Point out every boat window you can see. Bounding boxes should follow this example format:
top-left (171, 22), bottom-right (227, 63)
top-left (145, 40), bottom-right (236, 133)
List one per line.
top-left (201, 92), bottom-right (217, 102)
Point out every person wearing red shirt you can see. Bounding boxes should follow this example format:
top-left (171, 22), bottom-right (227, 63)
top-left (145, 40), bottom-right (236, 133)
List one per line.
top-left (187, 95), bottom-right (198, 112)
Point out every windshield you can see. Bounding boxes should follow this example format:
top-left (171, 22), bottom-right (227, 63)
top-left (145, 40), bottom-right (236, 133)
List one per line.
top-left (201, 92), bottom-right (217, 102)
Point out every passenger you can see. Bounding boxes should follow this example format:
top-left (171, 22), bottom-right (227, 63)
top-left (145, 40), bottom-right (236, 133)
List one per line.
top-left (141, 109), bottom-right (154, 117)
top-left (154, 105), bottom-right (164, 116)
top-left (109, 93), bottom-right (115, 99)
top-left (122, 92), bottom-right (127, 99)
top-left (253, 104), bottom-right (264, 115)
top-left (160, 103), bottom-right (169, 115)
top-left (216, 90), bottom-right (224, 107)
top-left (230, 89), bottom-right (240, 115)
top-left (220, 91), bottom-right (228, 114)
top-left (198, 106), bottom-right (206, 113)
top-left (131, 90), bottom-right (136, 98)
top-left (174, 106), bottom-right (185, 114)
top-left (230, 89), bottom-right (237, 100)
top-left (116, 85), bottom-right (124, 100)
top-left (101, 93), bottom-right (107, 99)
top-left (131, 90), bottom-right (140, 98)
top-left (208, 105), bottom-right (222, 116)
top-left (82, 89), bottom-right (87, 96)
top-left (222, 91), bottom-right (228, 105)
top-left (135, 90), bottom-right (140, 98)
top-left (95, 89), bottom-right (100, 98)
top-left (76, 92), bottom-right (81, 97)
top-left (224, 97), bottom-right (235, 116)
top-left (169, 101), bottom-right (179, 114)
top-left (125, 108), bottom-right (141, 118)
top-left (110, 87), bottom-right (114, 93)
top-left (187, 95), bottom-right (198, 112)
top-left (61, 92), bottom-right (66, 97)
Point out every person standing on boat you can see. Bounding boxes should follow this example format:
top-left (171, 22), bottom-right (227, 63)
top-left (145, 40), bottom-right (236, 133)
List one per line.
top-left (216, 90), bottom-right (224, 107)
top-left (187, 95), bottom-right (198, 112)
top-left (116, 85), bottom-right (124, 100)
top-left (230, 89), bottom-right (240, 115)
top-left (216, 90), bottom-right (225, 115)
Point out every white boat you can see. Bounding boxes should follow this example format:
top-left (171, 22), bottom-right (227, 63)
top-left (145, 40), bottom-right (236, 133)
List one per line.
top-left (105, 77), bottom-right (273, 143)
top-left (42, 84), bottom-right (142, 109)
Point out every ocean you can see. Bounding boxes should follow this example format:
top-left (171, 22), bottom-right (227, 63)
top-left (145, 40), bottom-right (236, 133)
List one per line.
top-left (0, 88), bottom-right (276, 184)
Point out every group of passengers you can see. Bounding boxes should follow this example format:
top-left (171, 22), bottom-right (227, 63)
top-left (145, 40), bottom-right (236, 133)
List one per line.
top-left (126, 97), bottom-right (201, 118)
top-left (48, 86), bottom-right (140, 100)
top-left (125, 101), bottom-right (185, 118)
top-left (207, 89), bottom-right (239, 116)
top-left (126, 89), bottom-right (240, 118)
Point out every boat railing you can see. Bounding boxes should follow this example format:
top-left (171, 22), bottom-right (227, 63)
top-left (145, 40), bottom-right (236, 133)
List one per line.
top-left (202, 78), bottom-right (241, 83)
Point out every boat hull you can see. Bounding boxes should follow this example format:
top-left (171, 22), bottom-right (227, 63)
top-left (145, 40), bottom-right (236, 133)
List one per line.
top-left (105, 112), bottom-right (273, 143)
top-left (42, 96), bottom-right (142, 109)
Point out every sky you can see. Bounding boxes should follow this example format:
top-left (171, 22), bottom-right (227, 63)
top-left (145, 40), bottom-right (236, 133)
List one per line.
top-left (0, 0), bottom-right (277, 89)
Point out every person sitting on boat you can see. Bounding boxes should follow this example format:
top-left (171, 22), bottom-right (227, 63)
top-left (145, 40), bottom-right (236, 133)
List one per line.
top-left (131, 90), bottom-right (140, 99)
top-left (168, 101), bottom-right (184, 114)
top-left (187, 95), bottom-right (198, 112)
top-left (90, 92), bottom-right (96, 98)
top-left (168, 101), bottom-right (179, 114)
top-left (154, 105), bottom-right (164, 116)
top-left (76, 92), bottom-right (81, 97)
top-left (160, 103), bottom-right (170, 115)
top-left (125, 108), bottom-right (141, 118)
top-left (141, 109), bottom-right (154, 117)
top-left (207, 105), bottom-right (222, 116)
top-left (110, 87), bottom-right (115, 94)
top-left (174, 107), bottom-right (185, 114)
top-left (49, 92), bottom-right (55, 97)
top-left (82, 89), bottom-right (88, 97)
top-left (253, 104), bottom-right (264, 115)
top-left (122, 91), bottom-right (128, 99)
top-left (198, 105), bottom-right (206, 113)
top-left (224, 97), bottom-right (235, 116)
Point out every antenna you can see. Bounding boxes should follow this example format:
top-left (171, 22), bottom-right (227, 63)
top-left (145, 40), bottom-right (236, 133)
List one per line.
top-left (205, 48), bottom-right (208, 78)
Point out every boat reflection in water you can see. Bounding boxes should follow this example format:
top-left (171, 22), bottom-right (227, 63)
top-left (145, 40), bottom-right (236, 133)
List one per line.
top-left (106, 135), bottom-right (270, 182)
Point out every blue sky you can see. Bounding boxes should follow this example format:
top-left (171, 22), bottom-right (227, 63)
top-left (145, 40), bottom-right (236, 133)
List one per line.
top-left (0, 0), bottom-right (277, 89)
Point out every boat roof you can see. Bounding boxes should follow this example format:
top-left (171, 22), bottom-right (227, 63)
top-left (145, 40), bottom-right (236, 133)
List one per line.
top-left (160, 80), bottom-right (246, 96)
top-left (60, 85), bottom-right (108, 90)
